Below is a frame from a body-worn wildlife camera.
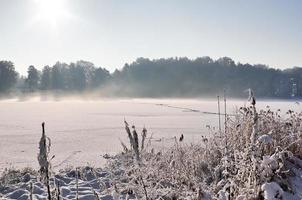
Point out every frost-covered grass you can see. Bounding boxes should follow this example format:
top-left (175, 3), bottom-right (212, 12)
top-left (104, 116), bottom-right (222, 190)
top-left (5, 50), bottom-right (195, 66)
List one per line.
top-left (105, 102), bottom-right (302, 199)
top-left (1, 101), bottom-right (302, 199)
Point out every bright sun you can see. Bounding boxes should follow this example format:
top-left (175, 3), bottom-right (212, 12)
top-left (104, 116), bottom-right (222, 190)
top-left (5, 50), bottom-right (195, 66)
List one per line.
top-left (33, 0), bottom-right (70, 27)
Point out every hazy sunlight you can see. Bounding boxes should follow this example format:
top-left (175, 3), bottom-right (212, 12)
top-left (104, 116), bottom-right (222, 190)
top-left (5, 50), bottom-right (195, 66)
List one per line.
top-left (32, 0), bottom-right (70, 27)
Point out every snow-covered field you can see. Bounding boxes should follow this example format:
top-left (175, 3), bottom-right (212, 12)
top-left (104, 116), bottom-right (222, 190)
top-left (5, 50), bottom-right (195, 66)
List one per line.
top-left (0, 98), bottom-right (301, 171)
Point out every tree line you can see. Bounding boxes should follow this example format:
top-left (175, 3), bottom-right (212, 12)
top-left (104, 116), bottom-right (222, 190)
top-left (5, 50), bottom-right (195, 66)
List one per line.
top-left (0, 57), bottom-right (301, 98)
top-left (0, 60), bottom-right (110, 94)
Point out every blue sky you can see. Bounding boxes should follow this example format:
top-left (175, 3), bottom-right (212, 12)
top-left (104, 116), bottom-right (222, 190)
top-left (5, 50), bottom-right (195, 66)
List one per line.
top-left (0, 0), bottom-right (301, 74)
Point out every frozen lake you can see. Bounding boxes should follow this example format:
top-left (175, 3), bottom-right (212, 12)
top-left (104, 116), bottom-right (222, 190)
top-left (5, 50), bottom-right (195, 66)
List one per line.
top-left (0, 98), bottom-right (301, 171)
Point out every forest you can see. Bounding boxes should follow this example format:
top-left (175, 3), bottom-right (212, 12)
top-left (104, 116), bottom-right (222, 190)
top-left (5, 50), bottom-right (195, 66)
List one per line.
top-left (0, 57), bottom-right (301, 98)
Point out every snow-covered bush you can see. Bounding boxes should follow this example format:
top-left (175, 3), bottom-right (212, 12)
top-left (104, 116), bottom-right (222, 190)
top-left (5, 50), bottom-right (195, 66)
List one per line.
top-left (108, 100), bottom-right (302, 199)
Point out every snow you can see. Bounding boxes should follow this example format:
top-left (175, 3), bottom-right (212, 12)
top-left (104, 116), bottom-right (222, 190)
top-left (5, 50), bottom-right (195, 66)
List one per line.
top-left (261, 182), bottom-right (284, 200)
top-left (0, 98), bottom-right (301, 171)
top-left (0, 166), bottom-right (133, 200)
top-left (258, 134), bottom-right (273, 144)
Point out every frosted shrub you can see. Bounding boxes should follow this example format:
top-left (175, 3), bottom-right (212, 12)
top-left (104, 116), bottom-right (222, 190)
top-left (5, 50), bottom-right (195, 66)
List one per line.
top-left (110, 99), bottom-right (302, 199)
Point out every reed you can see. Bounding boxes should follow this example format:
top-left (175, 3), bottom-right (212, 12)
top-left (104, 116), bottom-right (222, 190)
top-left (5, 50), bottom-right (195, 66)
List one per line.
top-left (37, 122), bottom-right (52, 200)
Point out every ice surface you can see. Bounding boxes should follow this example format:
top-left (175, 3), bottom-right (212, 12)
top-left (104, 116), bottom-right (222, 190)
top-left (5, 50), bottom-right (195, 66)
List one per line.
top-left (0, 98), bottom-right (300, 171)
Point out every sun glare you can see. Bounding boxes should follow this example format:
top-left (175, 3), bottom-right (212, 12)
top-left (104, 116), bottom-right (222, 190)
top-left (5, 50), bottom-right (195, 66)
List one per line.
top-left (33, 0), bottom-right (70, 27)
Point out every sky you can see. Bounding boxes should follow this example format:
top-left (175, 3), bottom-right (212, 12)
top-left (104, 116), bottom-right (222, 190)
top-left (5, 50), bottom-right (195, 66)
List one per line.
top-left (0, 0), bottom-right (302, 75)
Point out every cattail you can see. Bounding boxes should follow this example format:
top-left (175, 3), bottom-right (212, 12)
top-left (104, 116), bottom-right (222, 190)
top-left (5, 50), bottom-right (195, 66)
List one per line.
top-left (124, 120), bottom-right (134, 149)
top-left (132, 126), bottom-right (140, 161)
top-left (38, 122), bottom-right (48, 182)
top-left (37, 122), bottom-right (52, 200)
top-left (141, 127), bottom-right (147, 151)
